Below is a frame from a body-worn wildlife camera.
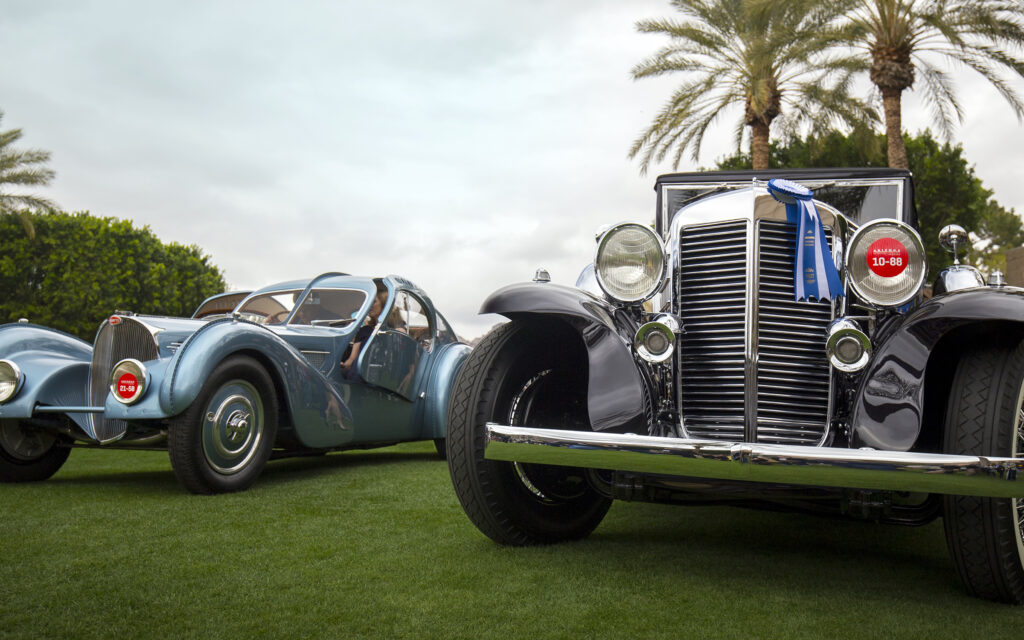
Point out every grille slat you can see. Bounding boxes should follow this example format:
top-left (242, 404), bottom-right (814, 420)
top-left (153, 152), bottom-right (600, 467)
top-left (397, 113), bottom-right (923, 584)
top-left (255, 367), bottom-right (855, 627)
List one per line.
top-left (89, 318), bottom-right (159, 443)
top-left (676, 219), bottom-right (833, 445)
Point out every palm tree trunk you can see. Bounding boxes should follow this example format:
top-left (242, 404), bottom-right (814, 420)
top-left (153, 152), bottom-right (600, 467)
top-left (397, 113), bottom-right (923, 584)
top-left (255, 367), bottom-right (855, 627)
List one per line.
top-left (881, 87), bottom-right (908, 169)
top-left (750, 122), bottom-right (771, 170)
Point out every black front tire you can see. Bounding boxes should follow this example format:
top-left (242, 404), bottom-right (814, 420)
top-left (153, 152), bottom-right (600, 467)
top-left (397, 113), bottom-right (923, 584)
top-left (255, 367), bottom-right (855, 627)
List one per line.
top-left (0, 419), bottom-right (70, 482)
top-left (446, 321), bottom-right (611, 545)
top-left (168, 355), bottom-right (278, 494)
top-left (943, 339), bottom-right (1024, 603)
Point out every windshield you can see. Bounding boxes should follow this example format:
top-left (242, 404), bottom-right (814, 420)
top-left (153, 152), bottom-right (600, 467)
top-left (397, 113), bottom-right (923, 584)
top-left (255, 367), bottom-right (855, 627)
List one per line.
top-left (661, 179), bottom-right (906, 233)
top-left (235, 288), bottom-right (368, 326)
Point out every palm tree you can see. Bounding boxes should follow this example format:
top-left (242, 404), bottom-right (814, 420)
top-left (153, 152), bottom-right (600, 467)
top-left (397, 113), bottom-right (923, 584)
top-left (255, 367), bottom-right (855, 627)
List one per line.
top-left (840, 0), bottom-right (1024, 169)
top-left (0, 111), bottom-right (56, 238)
top-left (630, 0), bottom-right (876, 172)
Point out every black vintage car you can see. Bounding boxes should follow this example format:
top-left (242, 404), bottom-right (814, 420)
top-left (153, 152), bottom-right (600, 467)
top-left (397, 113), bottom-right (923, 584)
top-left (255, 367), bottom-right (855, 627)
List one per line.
top-left (446, 168), bottom-right (1024, 603)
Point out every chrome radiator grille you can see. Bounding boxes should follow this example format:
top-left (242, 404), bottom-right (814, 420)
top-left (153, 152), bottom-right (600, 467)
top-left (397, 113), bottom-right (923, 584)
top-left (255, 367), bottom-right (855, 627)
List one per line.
top-left (675, 220), bottom-right (833, 445)
top-left (89, 318), bottom-right (159, 442)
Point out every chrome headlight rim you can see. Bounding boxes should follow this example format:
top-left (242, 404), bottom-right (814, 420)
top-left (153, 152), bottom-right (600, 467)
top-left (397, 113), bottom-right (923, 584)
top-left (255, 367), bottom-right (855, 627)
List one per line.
top-left (109, 358), bottom-right (149, 405)
top-left (826, 319), bottom-right (871, 373)
top-left (0, 360), bottom-right (24, 404)
top-left (845, 219), bottom-right (926, 308)
top-left (634, 315), bottom-right (679, 364)
top-left (594, 222), bottom-right (667, 304)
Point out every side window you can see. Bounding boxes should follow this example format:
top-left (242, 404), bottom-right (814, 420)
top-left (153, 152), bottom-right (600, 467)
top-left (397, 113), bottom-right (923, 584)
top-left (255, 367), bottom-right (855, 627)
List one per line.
top-left (384, 292), bottom-right (433, 350)
top-left (291, 289), bottom-right (368, 326)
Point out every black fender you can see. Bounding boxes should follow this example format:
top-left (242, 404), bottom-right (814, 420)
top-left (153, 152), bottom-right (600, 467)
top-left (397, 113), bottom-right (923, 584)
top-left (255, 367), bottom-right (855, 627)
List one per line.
top-left (481, 282), bottom-right (647, 433)
top-left (852, 287), bottom-right (1024, 450)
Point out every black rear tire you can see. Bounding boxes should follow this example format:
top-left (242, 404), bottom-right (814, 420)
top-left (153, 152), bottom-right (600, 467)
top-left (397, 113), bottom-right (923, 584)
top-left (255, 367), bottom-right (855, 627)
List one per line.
top-left (943, 339), bottom-right (1024, 603)
top-left (0, 419), bottom-right (70, 482)
top-left (168, 355), bottom-right (278, 494)
top-left (446, 321), bottom-right (611, 545)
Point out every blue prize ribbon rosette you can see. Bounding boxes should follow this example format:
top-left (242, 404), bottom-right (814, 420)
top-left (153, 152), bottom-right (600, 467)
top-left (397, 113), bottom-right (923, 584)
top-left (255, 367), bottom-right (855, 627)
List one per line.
top-left (767, 178), bottom-right (844, 302)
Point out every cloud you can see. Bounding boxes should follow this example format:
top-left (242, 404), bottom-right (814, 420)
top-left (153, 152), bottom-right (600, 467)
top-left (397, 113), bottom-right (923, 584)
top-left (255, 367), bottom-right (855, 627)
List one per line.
top-left (2, 1), bottom-right (1022, 339)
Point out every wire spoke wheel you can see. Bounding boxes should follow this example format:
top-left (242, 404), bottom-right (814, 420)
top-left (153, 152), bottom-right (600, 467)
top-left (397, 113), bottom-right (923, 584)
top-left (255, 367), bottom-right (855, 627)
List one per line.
top-left (446, 321), bottom-right (612, 545)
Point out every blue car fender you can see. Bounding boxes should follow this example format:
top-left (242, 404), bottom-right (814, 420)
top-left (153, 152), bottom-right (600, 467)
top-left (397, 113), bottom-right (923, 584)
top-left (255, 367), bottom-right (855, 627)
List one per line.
top-left (421, 341), bottom-right (472, 440)
top-left (0, 324), bottom-right (91, 422)
top-left (155, 318), bottom-right (354, 448)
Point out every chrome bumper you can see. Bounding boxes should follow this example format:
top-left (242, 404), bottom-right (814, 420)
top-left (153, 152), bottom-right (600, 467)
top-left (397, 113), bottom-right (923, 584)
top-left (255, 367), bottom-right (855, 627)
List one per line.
top-left (485, 424), bottom-right (1024, 499)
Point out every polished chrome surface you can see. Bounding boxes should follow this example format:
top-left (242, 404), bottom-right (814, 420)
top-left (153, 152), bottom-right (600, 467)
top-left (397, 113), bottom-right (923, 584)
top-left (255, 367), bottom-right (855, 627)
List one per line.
top-left (674, 219), bottom-right (747, 441)
top-left (989, 270), bottom-right (1007, 287)
top-left (936, 265), bottom-right (985, 294)
top-left (755, 220), bottom-right (833, 444)
top-left (634, 321), bottom-right (675, 364)
top-left (89, 317), bottom-right (160, 443)
top-left (108, 358), bottom-right (147, 405)
top-left (485, 424), bottom-right (1024, 499)
top-left (595, 222), bottom-right (667, 303)
top-left (846, 219), bottom-right (927, 307)
top-left (203, 382), bottom-right (263, 475)
top-left (660, 177), bottom-right (904, 240)
top-left (939, 224), bottom-right (969, 265)
top-left (672, 206), bottom-right (834, 445)
top-left (533, 268), bottom-right (551, 283)
top-left (826, 319), bottom-right (870, 372)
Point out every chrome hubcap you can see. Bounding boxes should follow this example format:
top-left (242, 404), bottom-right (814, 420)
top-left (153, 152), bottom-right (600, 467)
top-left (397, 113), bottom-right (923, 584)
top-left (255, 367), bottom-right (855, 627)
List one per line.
top-left (0, 419), bottom-right (56, 461)
top-left (202, 380), bottom-right (263, 475)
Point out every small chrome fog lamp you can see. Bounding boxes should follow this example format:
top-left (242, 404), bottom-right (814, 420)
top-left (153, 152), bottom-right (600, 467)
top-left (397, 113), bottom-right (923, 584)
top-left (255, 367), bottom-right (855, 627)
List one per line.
top-left (109, 359), bottom-right (148, 405)
top-left (826, 319), bottom-right (871, 372)
top-left (634, 315), bottom-right (679, 364)
top-left (0, 360), bottom-right (24, 403)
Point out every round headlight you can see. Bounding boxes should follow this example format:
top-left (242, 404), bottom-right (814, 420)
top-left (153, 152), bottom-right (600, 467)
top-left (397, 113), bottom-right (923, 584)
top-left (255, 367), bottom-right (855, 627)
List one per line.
top-left (846, 220), bottom-right (926, 307)
top-left (0, 360), bottom-right (23, 403)
top-left (109, 359), bottom-right (148, 405)
top-left (595, 223), bottom-right (666, 303)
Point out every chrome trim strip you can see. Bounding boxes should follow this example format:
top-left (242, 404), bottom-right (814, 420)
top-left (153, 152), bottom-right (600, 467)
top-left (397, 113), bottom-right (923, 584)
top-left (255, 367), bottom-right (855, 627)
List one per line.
top-left (744, 216), bottom-right (758, 439)
top-left (485, 424), bottom-right (1024, 499)
top-left (34, 406), bottom-right (105, 414)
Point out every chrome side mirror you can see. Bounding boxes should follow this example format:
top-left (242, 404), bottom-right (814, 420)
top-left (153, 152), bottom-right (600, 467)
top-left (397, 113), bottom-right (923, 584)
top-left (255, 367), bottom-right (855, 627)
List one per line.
top-left (939, 224), bottom-right (969, 265)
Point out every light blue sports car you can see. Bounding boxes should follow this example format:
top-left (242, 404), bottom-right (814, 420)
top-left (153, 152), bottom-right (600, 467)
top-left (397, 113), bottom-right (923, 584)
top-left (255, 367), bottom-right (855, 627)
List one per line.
top-left (0, 273), bottom-right (469, 493)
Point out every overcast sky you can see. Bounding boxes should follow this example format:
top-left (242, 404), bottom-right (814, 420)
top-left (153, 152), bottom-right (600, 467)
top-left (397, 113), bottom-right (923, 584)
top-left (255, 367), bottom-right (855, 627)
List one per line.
top-left (3, 1), bottom-right (1023, 338)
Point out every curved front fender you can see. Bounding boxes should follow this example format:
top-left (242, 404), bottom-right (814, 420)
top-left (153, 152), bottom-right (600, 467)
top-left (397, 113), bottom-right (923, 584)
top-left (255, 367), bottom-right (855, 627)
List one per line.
top-left (422, 342), bottom-right (471, 439)
top-left (482, 282), bottom-right (647, 433)
top-left (852, 287), bottom-right (1024, 450)
top-left (0, 324), bottom-right (91, 421)
top-left (158, 318), bottom-right (353, 448)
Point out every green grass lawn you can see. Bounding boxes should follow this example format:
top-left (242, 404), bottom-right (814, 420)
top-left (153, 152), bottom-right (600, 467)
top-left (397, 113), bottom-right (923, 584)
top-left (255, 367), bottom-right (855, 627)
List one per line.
top-left (1, 442), bottom-right (1021, 639)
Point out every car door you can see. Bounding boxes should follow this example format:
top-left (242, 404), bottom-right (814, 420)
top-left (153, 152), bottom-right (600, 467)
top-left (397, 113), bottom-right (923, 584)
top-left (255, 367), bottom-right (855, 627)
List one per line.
top-left (359, 290), bottom-right (433, 402)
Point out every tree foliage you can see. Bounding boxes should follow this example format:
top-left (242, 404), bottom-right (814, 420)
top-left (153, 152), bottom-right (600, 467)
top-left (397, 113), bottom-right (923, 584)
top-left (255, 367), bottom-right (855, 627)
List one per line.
top-left (716, 129), bottom-right (1022, 278)
top-left (836, 0), bottom-right (1024, 169)
top-left (0, 211), bottom-right (227, 340)
top-left (629, 0), bottom-right (876, 172)
top-left (0, 110), bottom-right (56, 238)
